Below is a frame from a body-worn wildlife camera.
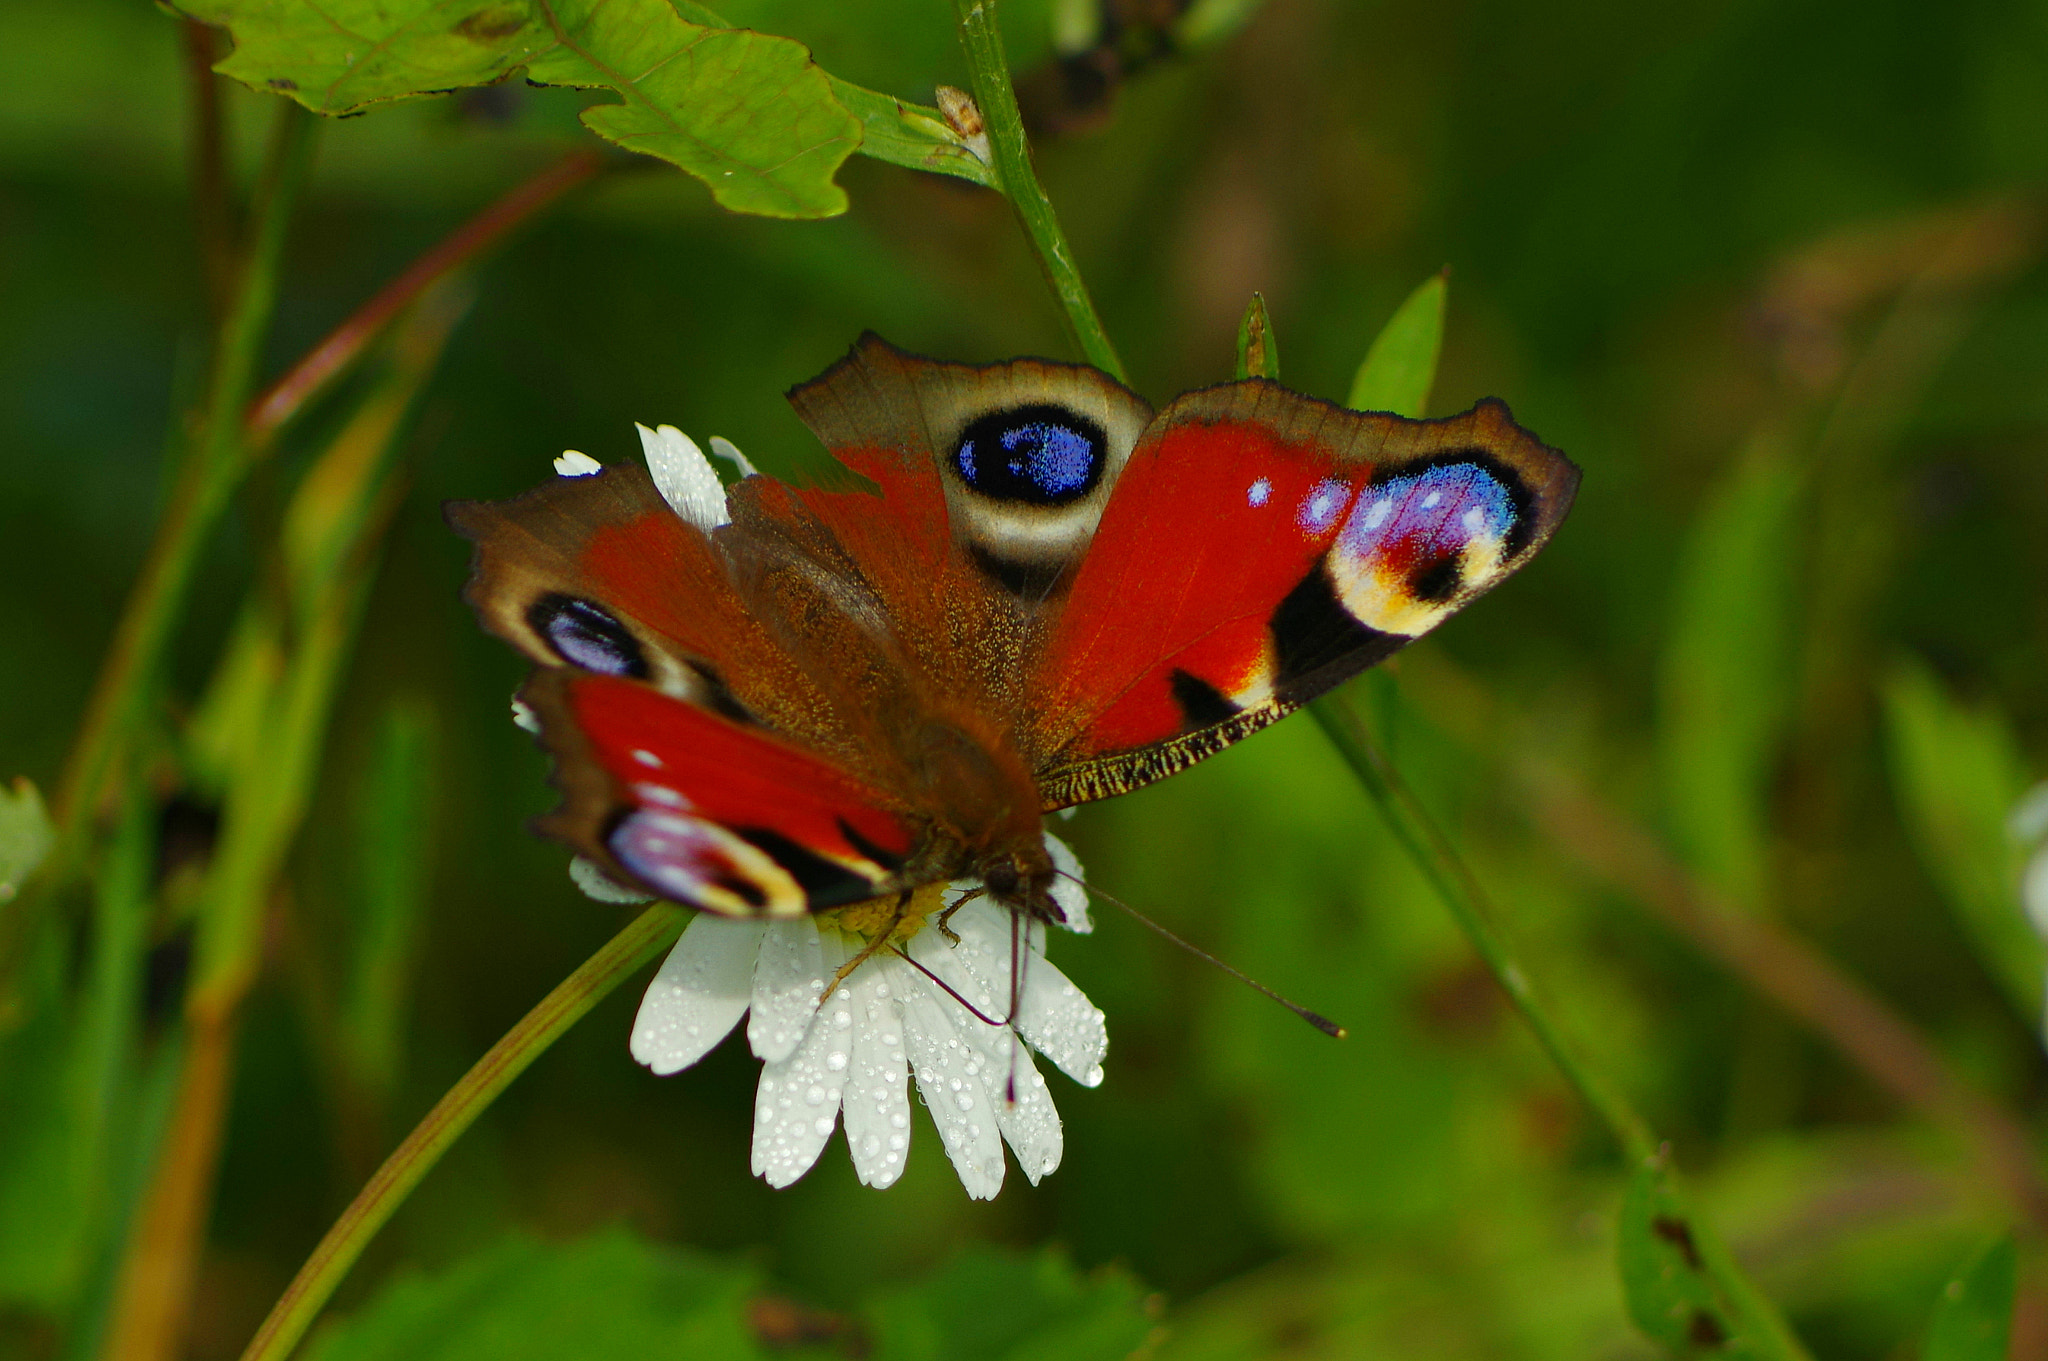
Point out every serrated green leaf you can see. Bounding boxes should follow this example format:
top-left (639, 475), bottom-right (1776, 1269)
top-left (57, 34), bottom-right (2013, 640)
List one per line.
top-left (177, 0), bottom-right (999, 216)
top-left (1880, 657), bottom-right (2039, 1024)
top-left (1658, 434), bottom-right (1802, 909)
top-left (523, 2), bottom-right (859, 217)
top-left (1233, 292), bottom-right (1278, 380)
top-left (866, 1245), bottom-right (1157, 1361)
top-left (1924, 1237), bottom-right (2016, 1361)
top-left (1347, 271), bottom-right (1447, 417)
top-left (304, 1229), bottom-right (766, 1361)
top-left (0, 778), bottom-right (53, 906)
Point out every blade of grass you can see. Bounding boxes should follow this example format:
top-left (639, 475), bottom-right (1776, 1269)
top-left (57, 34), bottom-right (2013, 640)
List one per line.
top-left (98, 289), bottom-right (468, 1361)
top-left (236, 904), bottom-right (686, 1361)
top-left (1, 102), bottom-right (318, 1011)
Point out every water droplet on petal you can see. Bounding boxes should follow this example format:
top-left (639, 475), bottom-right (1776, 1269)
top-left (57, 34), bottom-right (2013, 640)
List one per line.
top-left (805, 1084), bottom-right (826, 1105)
top-left (826, 1052), bottom-right (848, 1071)
top-left (956, 1093), bottom-right (974, 1112)
top-left (813, 1116), bottom-right (834, 1136)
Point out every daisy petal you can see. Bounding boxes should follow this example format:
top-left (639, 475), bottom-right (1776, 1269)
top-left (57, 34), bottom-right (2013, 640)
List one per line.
top-left (1016, 952), bottom-right (1108, 1087)
top-left (899, 970), bottom-right (1006, 1200)
top-left (635, 422), bottom-right (729, 532)
top-left (707, 435), bottom-right (759, 478)
top-left (569, 855), bottom-right (654, 904)
top-left (922, 899), bottom-right (1108, 1088)
top-left (1042, 831), bottom-right (1092, 933)
top-left (751, 933), bottom-right (853, 1188)
top-left (841, 950), bottom-right (912, 1188)
top-left (630, 915), bottom-right (767, 1075)
top-left (987, 1035), bottom-right (1063, 1185)
top-left (554, 450), bottom-right (601, 476)
top-left (749, 918), bottom-right (827, 1064)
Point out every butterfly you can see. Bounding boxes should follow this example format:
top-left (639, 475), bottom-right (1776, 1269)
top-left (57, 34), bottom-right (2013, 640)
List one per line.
top-left (449, 334), bottom-right (1579, 932)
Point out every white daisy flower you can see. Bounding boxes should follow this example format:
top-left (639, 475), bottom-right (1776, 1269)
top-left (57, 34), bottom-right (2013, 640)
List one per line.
top-left (628, 832), bottom-right (1107, 1198)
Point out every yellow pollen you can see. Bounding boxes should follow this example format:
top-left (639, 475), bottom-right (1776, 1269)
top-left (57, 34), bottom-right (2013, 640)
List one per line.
top-left (820, 881), bottom-right (946, 946)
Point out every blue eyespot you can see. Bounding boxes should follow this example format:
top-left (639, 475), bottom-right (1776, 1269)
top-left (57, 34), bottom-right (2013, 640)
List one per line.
top-left (528, 594), bottom-right (648, 678)
top-left (953, 405), bottom-right (1106, 506)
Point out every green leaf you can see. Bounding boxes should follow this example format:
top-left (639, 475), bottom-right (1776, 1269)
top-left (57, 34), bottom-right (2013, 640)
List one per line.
top-left (829, 78), bottom-right (995, 188)
top-left (1347, 270), bottom-right (1447, 417)
top-left (1233, 292), bottom-right (1279, 380)
top-left (1658, 434), bottom-right (1802, 908)
top-left (0, 778), bottom-right (52, 906)
top-left (1924, 1237), bottom-right (2016, 1361)
top-left (178, 0), bottom-right (995, 216)
top-left (1618, 1155), bottom-right (1813, 1360)
top-left (866, 1245), bottom-right (1159, 1361)
top-left (522, 2), bottom-right (860, 217)
top-left (304, 1229), bottom-right (766, 1361)
top-left (1880, 656), bottom-right (2040, 1023)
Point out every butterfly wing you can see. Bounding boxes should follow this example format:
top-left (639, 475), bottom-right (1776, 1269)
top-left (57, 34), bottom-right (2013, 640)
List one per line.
top-left (1027, 383), bottom-right (1579, 807)
top-left (521, 668), bottom-right (918, 916)
top-left (450, 467), bottom-right (924, 915)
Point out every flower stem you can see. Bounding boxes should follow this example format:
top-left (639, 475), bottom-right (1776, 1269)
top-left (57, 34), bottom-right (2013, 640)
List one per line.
top-left (1310, 692), bottom-right (1813, 1361)
top-left (950, 0), bottom-right (1124, 380)
top-left (235, 904), bottom-right (686, 1361)
top-left (1307, 695), bottom-right (1658, 1161)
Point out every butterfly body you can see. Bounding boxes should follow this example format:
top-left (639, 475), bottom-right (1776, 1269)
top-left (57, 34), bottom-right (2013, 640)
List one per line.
top-left (451, 336), bottom-right (1578, 923)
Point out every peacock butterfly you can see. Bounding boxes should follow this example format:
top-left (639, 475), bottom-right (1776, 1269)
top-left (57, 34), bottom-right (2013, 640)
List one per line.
top-left (449, 334), bottom-right (1578, 934)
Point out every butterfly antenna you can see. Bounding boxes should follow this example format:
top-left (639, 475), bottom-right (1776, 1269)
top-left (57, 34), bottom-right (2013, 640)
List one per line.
top-left (890, 945), bottom-right (1011, 1030)
top-left (1055, 868), bottom-right (1348, 1040)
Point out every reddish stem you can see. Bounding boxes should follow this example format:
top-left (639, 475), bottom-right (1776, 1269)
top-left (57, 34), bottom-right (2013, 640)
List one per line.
top-left (244, 149), bottom-right (604, 445)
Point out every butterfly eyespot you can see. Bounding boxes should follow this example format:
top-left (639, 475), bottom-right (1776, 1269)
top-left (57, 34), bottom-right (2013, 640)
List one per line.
top-left (527, 594), bottom-right (648, 678)
top-left (952, 405), bottom-right (1107, 506)
top-left (1410, 555), bottom-right (1463, 603)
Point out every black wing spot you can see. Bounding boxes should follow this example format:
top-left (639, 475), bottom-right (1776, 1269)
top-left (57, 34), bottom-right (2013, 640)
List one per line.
top-left (1270, 564), bottom-right (1401, 686)
top-left (739, 828), bottom-right (877, 909)
top-left (1170, 669), bottom-right (1239, 730)
top-left (528, 594), bottom-right (648, 678)
top-left (1410, 555), bottom-right (1463, 603)
top-left (953, 405), bottom-right (1107, 506)
top-left (836, 818), bottom-right (906, 871)
top-left (968, 544), bottom-right (1070, 598)
top-left (688, 661), bottom-right (755, 724)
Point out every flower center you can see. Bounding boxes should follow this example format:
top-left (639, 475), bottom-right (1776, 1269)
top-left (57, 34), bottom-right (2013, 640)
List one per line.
top-left (819, 880), bottom-right (946, 946)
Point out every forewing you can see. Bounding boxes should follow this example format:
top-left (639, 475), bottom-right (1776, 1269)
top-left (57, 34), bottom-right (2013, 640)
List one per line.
top-left (1028, 383), bottom-right (1579, 807)
top-left (447, 464), bottom-right (833, 742)
top-left (524, 669), bottom-right (920, 916)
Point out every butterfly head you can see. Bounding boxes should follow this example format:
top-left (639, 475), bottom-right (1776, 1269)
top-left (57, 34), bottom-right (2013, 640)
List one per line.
top-left (976, 836), bottom-right (1063, 925)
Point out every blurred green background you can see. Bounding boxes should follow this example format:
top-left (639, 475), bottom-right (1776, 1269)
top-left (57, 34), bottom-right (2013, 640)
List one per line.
top-left (2, 0), bottom-right (2046, 1356)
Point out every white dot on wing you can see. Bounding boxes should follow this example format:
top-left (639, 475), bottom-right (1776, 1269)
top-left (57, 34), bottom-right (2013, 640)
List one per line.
top-left (1247, 477), bottom-right (1272, 507)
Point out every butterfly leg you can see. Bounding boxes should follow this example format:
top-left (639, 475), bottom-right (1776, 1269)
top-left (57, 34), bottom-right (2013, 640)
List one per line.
top-left (816, 890), bottom-right (915, 1010)
top-left (935, 886), bottom-right (986, 946)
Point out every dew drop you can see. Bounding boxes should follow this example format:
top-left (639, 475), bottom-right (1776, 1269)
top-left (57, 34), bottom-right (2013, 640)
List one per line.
top-left (890, 1112), bottom-right (908, 1130)
top-left (826, 1052), bottom-right (848, 1072)
top-left (813, 1116), bottom-right (834, 1136)
top-left (956, 1093), bottom-right (975, 1112)
top-left (805, 1084), bottom-right (826, 1105)
top-left (1083, 1064), bottom-right (1104, 1087)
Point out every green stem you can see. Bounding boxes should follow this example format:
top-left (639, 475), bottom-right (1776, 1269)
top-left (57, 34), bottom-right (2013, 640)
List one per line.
top-left (1308, 695), bottom-right (1658, 1162)
top-left (236, 904), bottom-right (687, 1361)
top-left (1312, 692), bottom-right (1812, 1360)
top-left (2, 104), bottom-right (318, 997)
top-left (951, 0), bottom-right (1124, 380)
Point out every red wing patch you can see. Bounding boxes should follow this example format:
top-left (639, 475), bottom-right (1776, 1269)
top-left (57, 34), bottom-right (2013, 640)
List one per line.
top-left (1027, 384), bottom-right (1577, 806)
top-left (528, 671), bottom-right (922, 917)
